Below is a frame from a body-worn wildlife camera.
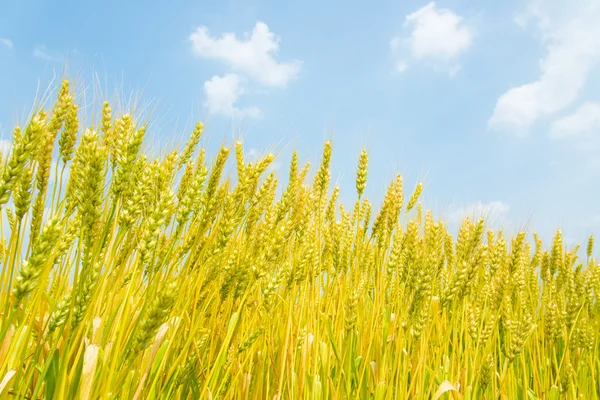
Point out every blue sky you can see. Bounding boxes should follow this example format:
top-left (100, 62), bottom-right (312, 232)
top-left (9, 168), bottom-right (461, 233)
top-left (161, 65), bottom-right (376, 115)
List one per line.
top-left (1, 0), bottom-right (599, 248)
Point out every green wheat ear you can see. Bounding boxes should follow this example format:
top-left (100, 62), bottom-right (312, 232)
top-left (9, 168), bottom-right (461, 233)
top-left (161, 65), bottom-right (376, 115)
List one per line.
top-left (13, 216), bottom-right (62, 304)
top-left (355, 148), bottom-right (368, 198)
top-left (0, 112), bottom-right (44, 206)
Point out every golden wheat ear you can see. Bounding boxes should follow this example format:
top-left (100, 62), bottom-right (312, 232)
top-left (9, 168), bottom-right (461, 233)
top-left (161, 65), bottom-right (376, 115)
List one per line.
top-left (1, 77), bottom-right (598, 399)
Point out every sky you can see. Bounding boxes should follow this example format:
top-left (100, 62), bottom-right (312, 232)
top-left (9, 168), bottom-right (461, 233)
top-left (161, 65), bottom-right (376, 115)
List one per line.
top-left (0, 0), bottom-right (599, 249)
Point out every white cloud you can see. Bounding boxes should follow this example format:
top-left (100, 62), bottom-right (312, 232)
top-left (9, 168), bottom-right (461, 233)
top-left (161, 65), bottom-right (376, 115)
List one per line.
top-left (404, 3), bottom-right (473, 60)
top-left (448, 201), bottom-right (510, 225)
top-left (550, 102), bottom-right (600, 139)
top-left (489, 0), bottom-right (600, 134)
top-left (33, 45), bottom-right (63, 62)
top-left (391, 2), bottom-right (473, 73)
top-left (203, 74), bottom-right (261, 119)
top-left (0, 38), bottom-right (13, 49)
top-left (190, 22), bottom-right (301, 88)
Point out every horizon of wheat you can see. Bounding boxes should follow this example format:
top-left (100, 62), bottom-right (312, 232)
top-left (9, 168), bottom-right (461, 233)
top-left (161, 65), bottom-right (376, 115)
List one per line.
top-left (0, 79), bottom-right (598, 399)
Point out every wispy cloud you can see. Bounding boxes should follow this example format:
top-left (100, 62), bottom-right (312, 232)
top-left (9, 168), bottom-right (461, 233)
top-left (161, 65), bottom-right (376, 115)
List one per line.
top-left (550, 102), bottom-right (600, 146)
top-left (0, 38), bottom-right (13, 49)
top-left (391, 2), bottom-right (473, 74)
top-left (488, 0), bottom-right (600, 135)
top-left (33, 45), bottom-right (63, 62)
top-left (447, 201), bottom-right (510, 226)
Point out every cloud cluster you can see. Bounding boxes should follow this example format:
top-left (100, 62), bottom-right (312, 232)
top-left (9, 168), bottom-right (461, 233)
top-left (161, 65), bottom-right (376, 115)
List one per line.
top-left (391, 2), bottom-right (473, 74)
top-left (489, 0), bottom-right (600, 138)
top-left (203, 74), bottom-right (261, 119)
top-left (190, 22), bottom-right (301, 119)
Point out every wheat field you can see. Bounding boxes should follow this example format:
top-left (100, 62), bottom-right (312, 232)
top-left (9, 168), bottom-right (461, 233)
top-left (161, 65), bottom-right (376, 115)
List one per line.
top-left (0, 80), bottom-right (598, 399)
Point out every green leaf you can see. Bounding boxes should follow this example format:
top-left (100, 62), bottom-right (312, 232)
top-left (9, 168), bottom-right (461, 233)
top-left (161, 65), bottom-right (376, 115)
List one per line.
top-left (44, 350), bottom-right (60, 400)
top-left (324, 317), bottom-right (341, 363)
top-left (549, 386), bottom-right (560, 400)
